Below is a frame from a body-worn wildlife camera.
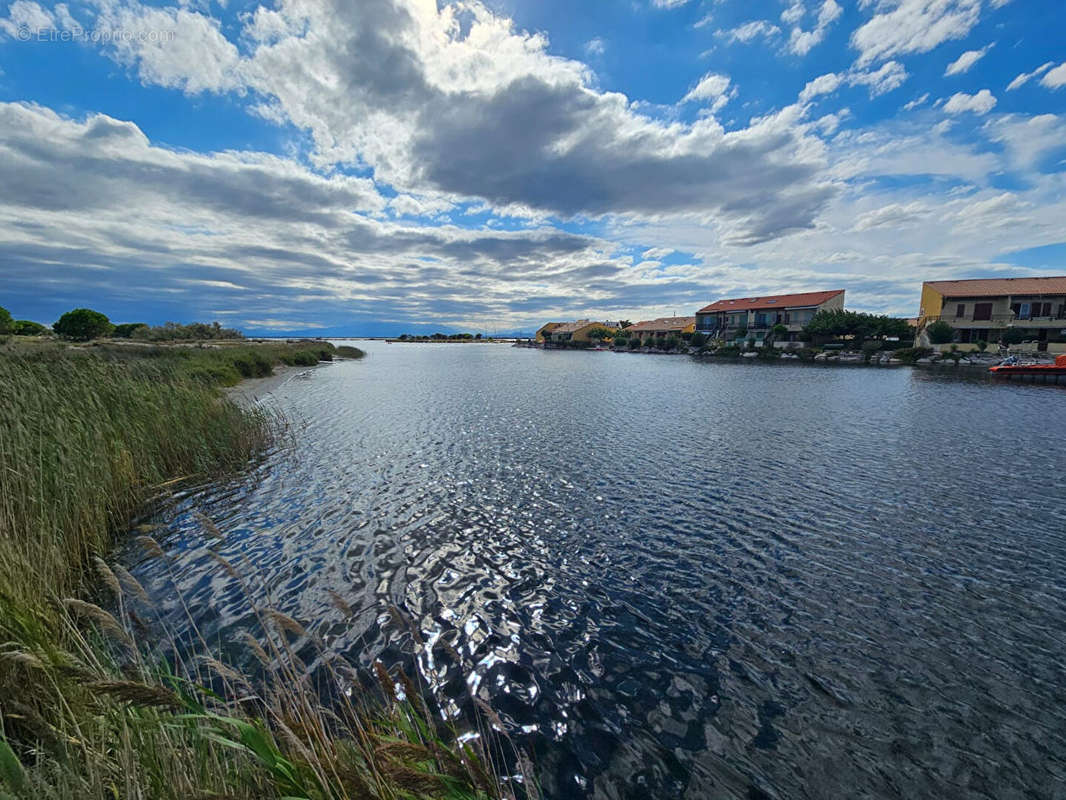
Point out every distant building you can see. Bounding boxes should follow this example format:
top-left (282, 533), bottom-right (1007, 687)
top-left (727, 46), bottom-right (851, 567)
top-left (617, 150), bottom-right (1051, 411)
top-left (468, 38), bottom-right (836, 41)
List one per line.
top-left (536, 322), bottom-right (564, 343)
top-left (695, 290), bottom-right (845, 344)
top-left (625, 317), bottom-right (696, 341)
top-left (919, 277), bottom-right (1066, 347)
top-left (548, 320), bottom-right (618, 343)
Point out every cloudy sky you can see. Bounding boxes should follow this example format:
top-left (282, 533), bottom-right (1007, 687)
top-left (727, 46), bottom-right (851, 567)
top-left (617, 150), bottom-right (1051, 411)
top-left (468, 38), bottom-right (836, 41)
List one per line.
top-left (1, 0), bottom-right (1064, 335)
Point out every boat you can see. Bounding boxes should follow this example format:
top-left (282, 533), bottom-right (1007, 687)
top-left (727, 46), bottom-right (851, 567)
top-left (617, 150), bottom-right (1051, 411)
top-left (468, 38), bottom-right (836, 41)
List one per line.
top-left (989, 354), bottom-right (1066, 384)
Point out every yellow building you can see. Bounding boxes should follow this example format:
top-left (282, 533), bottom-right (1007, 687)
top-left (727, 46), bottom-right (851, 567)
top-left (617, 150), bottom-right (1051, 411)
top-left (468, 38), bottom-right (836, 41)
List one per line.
top-left (536, 322), bottom-right (564, 343)
top-left (919, 277), bottom-right (1066, 347)
top-left (548, 320), bottom-right (618, 343)
top-left (625, 317), bottom-right (696, 342)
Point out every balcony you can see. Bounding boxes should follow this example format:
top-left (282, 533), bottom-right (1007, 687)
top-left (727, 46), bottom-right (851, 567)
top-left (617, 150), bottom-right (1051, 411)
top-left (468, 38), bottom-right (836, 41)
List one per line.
top-left (935, 313), bottom-right (1066, 328)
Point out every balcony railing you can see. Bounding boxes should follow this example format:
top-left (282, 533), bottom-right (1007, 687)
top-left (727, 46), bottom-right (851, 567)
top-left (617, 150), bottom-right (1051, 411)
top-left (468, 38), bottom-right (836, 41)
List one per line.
top-left (934, 313), bottom-right (1066, 325)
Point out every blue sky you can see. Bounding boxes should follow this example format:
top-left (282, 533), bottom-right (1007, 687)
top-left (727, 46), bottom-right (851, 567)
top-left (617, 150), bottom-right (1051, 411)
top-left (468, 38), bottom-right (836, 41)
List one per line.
top-left (1, 0), bottom-right (1065, 336)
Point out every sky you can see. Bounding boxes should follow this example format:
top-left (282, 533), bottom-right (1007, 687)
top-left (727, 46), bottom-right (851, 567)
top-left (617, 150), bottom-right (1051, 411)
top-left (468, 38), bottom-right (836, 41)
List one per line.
top-left (1, 0), bottom-right (1065, 337)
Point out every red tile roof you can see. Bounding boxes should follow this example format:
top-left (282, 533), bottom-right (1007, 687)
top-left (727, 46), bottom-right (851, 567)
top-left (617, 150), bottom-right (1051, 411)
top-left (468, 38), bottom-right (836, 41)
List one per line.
top-left (626, 316), bottom-right (695, 333)
top-left (924, 276), bottom-right (1066, 298)
top-left (697, 290), bottom-right (844, 314)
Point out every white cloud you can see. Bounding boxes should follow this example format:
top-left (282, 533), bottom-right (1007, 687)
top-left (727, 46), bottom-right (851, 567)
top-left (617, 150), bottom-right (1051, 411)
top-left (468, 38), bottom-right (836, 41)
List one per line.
top-left (1041, 63), bottom-right (1066, 90)
top-left (651, 0), bottom-right (690, 7)
top-left (945, 43), bottom-right (993, 76)
top-left (851, 0), bottom-right (981, 66)
top-left (902, 92), bottom-right (930, 110)
top-left (584, 37), bottom-right (606, 57)
top-left (93, 2), bottom-right (242, 94)
top-left (798, 61), bottom-right (908, 103)
top-left (786, 0), bottom-right (843, 56)
top-left (715, 20), bottom-right (781, 45)
top-left (943, 89), bottom-right (997, 114)
top-left (1006, 62), bottom-right (1054, 91)
top-left (0, 0), bottom-right (54, 36)
top-left (682, 73), bottom-right (735, 111)
top-left (850, 61), bottom-right (909, 97)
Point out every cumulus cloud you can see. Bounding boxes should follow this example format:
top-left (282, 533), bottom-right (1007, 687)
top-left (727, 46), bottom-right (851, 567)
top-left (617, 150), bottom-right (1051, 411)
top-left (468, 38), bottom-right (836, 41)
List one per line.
top-left (584, 37), bottom-right (606, 56)
top-left (943, 89), bottom-right (997, 114)
top-left (945, 44), bottom-right (993, 76)
top-left (1006, 62), bottom-right (1054, 91)
top-left (0, 102), bottom-right (640, 330)
top-left (851, 0), bottom-right (981, 66)
top-left (71, 0), bottom-right (834, 244)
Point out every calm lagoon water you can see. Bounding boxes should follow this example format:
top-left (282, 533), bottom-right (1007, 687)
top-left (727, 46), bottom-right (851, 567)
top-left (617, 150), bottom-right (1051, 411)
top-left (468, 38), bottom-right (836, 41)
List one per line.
top-left (126, 341), bottom-right (1066, 799)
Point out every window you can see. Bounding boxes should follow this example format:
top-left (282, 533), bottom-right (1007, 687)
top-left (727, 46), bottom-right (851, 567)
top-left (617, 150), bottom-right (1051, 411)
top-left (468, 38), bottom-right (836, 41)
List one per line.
top-left (1058, 304), bottom-right (1066, 320)
top-left (955, 303), bottom-right (965, 318)
top-left (1016, 302), bottom-right (1031, 320)
top-left (973, 303), bottom-right (993, 321)
top-left (1037, 302), bottom-right (1052, 318)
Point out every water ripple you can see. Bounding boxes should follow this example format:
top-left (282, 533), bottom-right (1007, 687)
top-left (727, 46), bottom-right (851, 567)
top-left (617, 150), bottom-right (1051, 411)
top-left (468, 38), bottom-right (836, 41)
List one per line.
top-left (121, 343), bottom-right (1066, 799)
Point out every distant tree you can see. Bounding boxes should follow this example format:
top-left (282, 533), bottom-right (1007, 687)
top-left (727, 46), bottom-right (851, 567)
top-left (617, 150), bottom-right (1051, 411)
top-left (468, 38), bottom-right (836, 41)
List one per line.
top-left (618, 320), bottom-right (632, 329)
top-left (13, 320), bottom-right (48, 336)
top-left (113, 322), bottom-right (148, 338)
top-left (0, 306), bottom-right (13, 335)
top-left (53, 308), bottom-right (113, 341)
top-left (665, 334), bottom-right (680, 350)
top-left (926, 320), bottom-right (955, 345)
top-left (690, 332), bottom-right (707, 348)
top-left (475, 333), bottom-right (482, 340)
top-left (585, 326), bottom-right (613, 341)
top-left (807, 309), bottom-right (914, 343)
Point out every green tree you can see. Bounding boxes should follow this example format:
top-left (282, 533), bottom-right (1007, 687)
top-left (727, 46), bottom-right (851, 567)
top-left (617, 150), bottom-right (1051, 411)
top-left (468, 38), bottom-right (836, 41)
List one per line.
top-left (585, 326), bottom-right (613, 341)
top-left (53, 308), bottom-right (114, 341)
top-left (1001, 327), bottom-right (1027, 345)
top-left (665, 334), bottom-right (680, 350)
top-left (926, 320), bottom-right (955, 345)
top-left (113, 322), bottom-right (148, 338)
top-left (690, 332), bottom-right (707, 348)
top-left (13, 320), bottom-right (48, 336)
top-left (0, 306), bottom-right (13, 335)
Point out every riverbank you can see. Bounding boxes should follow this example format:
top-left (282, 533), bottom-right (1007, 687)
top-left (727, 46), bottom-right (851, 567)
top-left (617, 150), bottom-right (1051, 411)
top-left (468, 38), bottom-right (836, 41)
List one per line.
top-left (0, 339), bottom-right (516, 800)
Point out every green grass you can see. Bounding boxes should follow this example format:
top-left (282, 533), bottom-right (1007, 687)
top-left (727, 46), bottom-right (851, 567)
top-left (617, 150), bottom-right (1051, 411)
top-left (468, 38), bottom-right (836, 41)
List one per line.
top-left (0, 339), bottom-right (523, 800)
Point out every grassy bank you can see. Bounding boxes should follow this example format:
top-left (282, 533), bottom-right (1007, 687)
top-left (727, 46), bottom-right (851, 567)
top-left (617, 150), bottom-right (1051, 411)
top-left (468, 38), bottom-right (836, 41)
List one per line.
top-left (0, 340), bottom-right (521, 799)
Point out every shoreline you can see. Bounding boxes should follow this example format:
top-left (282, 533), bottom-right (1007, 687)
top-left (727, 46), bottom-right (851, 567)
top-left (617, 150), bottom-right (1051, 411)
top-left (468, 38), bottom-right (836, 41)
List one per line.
top-left (223, 363), bottom-right (301, 406)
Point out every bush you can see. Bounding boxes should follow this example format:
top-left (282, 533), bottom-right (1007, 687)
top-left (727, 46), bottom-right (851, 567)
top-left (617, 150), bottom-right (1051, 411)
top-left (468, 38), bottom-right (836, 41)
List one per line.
top-left (795, 347), bottom-right (820, 361)
top-left (1001, 327), bottom-right (1027, 345)
top-left (862, 340), bottom-right (883, 362)
top-left (53, 308), bottom-right (113, 341)
top-left (113, 322), bottom-right (149, 338)
top-left (893, 346), bottom-right (934, 363)
top-left (13, 320), bottom-right (48, 336)
top-left (926, 320), bottom-right (955, 345)
top-left (665, 335), bottom-right (680, 350)
top-left (756, 347), bottom-right (780, 360)
top-left (335, 345), bottom-right (365, 358)
top-left (690, 332), bottom-right (707, 348)
top-left (0, 306), bottom-right (14, 335)
top-left (716, 345), bottom-right (742, 357)
top-left (628, 337), bottom-right (640, 349)
top-left (131, 321), bottom-right (244, 341)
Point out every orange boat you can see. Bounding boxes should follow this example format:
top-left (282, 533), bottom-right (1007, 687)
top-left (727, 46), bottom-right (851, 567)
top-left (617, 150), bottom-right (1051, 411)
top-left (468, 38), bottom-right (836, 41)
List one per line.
top-left (989, 354), bottom-right (1066, 383)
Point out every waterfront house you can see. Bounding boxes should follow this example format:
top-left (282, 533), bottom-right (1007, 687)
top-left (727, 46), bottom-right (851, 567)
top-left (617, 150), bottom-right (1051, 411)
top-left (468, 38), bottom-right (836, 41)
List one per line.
top-left (548, 320), bottom-right (619, 344)
top-left (536, 322), bottom-right (564, 343)
top-left (625, 317), bottom-right (696, 343)
top-left (695, 290), bottom-right (845, 345)
top-left (918, 276), bottom-right (1066, 350)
